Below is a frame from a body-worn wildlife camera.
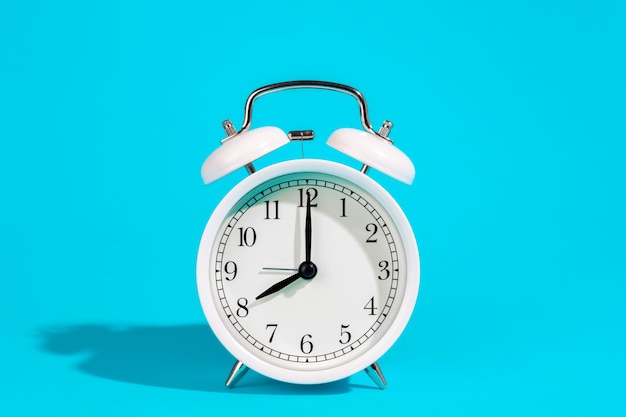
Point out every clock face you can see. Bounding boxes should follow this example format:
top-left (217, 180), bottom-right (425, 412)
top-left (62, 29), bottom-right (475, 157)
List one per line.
top-left (197, 160), bottom-right (419, 383)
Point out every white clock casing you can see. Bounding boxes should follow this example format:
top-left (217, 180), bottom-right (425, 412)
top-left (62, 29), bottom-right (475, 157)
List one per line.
top-left (196, 159), bottom-right (419, 384)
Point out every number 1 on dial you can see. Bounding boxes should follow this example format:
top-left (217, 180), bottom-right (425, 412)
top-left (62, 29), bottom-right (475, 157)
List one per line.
top-left (340, 198), bottom-right (347, 217)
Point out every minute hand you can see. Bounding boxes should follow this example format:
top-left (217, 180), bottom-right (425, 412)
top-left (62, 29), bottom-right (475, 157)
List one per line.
top-left (305, 190), bottom-right (312, 263)
top-left (255, 271), bottom-right (303, 300)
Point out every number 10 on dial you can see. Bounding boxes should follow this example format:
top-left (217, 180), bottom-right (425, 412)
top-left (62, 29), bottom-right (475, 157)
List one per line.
top-left (197, 159), bottom-right (419, 388)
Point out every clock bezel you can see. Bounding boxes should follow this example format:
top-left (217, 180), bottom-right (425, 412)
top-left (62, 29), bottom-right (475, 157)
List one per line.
top-left (196, 159), bottom-right (419, 384)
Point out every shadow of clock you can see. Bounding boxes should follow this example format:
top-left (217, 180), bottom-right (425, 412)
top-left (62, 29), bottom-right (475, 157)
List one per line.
top-left (38, 324), bottom-right (364, 395)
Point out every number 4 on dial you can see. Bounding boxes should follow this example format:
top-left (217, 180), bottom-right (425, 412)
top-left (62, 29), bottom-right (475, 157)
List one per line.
top-left (364, 297), bottom-right (378, 316)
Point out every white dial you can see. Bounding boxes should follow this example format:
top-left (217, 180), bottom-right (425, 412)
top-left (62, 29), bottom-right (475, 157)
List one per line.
top-left (197, 160), bottom-right (419, 384)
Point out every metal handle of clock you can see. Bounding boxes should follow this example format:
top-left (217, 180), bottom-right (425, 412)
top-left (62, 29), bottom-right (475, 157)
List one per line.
top-left (237, 80), bottom-right (384, 138)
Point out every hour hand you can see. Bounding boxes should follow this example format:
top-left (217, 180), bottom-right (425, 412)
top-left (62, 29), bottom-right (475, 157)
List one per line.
top-left (256, 271), bottom-right (302, 300)
top-left (256, 260), bottom-right (317, 300)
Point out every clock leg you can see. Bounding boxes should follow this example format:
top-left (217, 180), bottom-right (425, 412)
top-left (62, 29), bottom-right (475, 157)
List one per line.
top-left (225, 360), bottom-right (249, 389)
top-left (364, 362), bottom-right (387, 390)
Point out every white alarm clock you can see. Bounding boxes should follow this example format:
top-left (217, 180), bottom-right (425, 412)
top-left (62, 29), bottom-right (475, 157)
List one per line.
top-left (196, 81), bottom-right (420, 389)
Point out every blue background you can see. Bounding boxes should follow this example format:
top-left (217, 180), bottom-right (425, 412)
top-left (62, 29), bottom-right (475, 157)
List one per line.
top-left (1, 1), bottom-right (624, 415)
